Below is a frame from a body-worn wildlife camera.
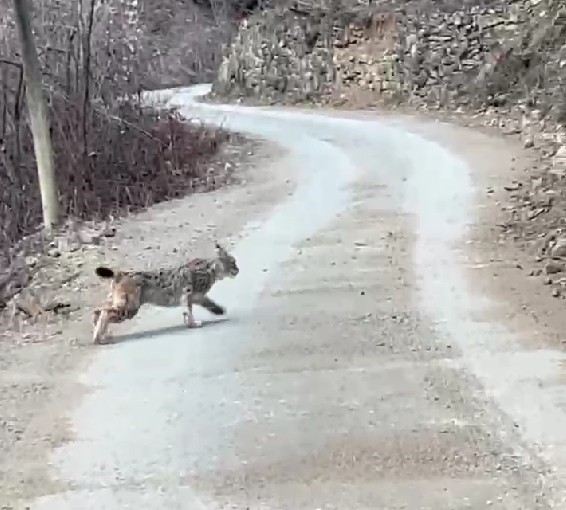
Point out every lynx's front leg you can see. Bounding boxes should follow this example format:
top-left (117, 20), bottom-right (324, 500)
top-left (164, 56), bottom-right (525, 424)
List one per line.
top-left (182, 290), bottom-right (202, 328)
top-left (195, 295), bottom-right (226, 316)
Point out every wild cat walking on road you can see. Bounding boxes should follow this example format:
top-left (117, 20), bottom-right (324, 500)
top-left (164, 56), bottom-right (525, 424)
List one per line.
top-left (92, 242), bottom-right (239, 344)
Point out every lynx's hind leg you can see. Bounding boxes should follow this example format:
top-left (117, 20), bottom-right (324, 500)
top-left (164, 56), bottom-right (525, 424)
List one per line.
top-left (92, 282), bottom-right (141, 344)
top-left (93, 308), bottom-right (111, 344)
top-left (92, 304), bottom-right (141, 344)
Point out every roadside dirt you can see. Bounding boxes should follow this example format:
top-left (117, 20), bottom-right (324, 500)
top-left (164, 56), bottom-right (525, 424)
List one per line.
top-left (384, 112), bottom-right (566, 353)
top-left (280, 104), bottom-right (566, 354)
top-left (0, 136), bottom-right (294, 504)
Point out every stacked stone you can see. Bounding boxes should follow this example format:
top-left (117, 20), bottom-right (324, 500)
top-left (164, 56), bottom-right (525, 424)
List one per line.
top-left (211, 0), bottom-right (563, 119)
top-left (332, 19), bottom-right (400, 100)
top-left (392, 4), bottom-right (515, 109)
top-left (211, 0), bottom-right (521, 109)
top-left (212, 6), bottom-right (334, 103)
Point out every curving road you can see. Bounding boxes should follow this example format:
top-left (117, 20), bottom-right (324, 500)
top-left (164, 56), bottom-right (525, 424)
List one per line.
top-left (31, 85), bottom-right (566, 509)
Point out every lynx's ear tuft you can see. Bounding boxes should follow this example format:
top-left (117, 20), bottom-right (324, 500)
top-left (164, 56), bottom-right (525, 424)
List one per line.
top-left (95, 266), bottom-right (115, 279)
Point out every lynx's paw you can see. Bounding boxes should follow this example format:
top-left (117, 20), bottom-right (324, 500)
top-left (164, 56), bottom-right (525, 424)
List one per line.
top-left (183, 312), bottom-right (202, 328)
top-left (93, 335), bottom-right (112, 345)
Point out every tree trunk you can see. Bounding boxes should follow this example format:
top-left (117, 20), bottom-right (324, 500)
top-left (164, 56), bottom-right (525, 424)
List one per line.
top-left (13, 0), bottom-right (59, 233)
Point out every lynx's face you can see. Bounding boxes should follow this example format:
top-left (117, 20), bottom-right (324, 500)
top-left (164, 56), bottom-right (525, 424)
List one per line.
top-left (216, 243), bottom-right (239, 278)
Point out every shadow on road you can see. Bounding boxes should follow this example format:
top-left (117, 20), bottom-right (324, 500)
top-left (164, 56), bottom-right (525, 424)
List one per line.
top-left (99, 316), bottom-right (231, 345)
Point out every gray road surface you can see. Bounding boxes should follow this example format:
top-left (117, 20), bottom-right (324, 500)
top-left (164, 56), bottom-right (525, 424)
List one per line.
top-left (31, 85), bottom-right (566, 509)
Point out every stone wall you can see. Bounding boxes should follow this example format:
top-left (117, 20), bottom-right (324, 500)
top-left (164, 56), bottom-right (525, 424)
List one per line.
top-left (392, 4), bottom-right (517, 109)
top-left (210, 0), bottom-right (566, 150)
top-left (210, 0), bottom-right (522, 109)
top-left (211, 0), bottom-right (566, 115)
top-left (211, 4), bottom-right (336, 103)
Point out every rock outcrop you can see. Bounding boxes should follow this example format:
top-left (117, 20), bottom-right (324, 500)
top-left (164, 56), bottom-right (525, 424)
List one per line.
top-left (210, 0), bottom-right (519, 108)
top-left (212, 4), bottom-right (336, 103)
top-left (211, 0), bottom-right (566, 116)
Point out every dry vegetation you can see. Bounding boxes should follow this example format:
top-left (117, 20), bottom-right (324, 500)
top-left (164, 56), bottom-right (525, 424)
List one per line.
top-left (138, 0), bottom-right (262, 88)
top-left (0, 0), bottom-right (260, 308)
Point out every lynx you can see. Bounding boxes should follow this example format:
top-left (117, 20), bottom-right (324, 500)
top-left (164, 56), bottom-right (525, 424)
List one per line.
top-left (92, 243), bottom-right (239, 344)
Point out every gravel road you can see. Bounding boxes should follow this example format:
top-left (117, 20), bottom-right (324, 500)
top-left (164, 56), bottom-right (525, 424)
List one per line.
top-left (28, 85), bottom-right (566, 509)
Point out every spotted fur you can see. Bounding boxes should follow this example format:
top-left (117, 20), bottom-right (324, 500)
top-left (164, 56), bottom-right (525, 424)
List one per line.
top-left (92, 242), bottom-right (239, 344)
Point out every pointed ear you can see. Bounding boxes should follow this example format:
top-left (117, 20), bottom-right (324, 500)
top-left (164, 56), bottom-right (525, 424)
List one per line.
top-left (215, 242), bottom-right (226, 254)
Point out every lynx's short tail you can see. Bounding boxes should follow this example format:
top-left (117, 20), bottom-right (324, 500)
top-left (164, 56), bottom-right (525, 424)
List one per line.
top-left (95, 266), bottom-right (116, 279)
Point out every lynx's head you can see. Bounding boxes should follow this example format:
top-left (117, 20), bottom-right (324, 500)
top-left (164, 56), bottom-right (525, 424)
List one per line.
top-left (216, 242), bottom-right (239, 278)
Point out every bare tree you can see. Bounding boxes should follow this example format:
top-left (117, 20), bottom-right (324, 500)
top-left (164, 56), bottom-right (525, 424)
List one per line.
top-left (12, 0), bottom-right (59, 233)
